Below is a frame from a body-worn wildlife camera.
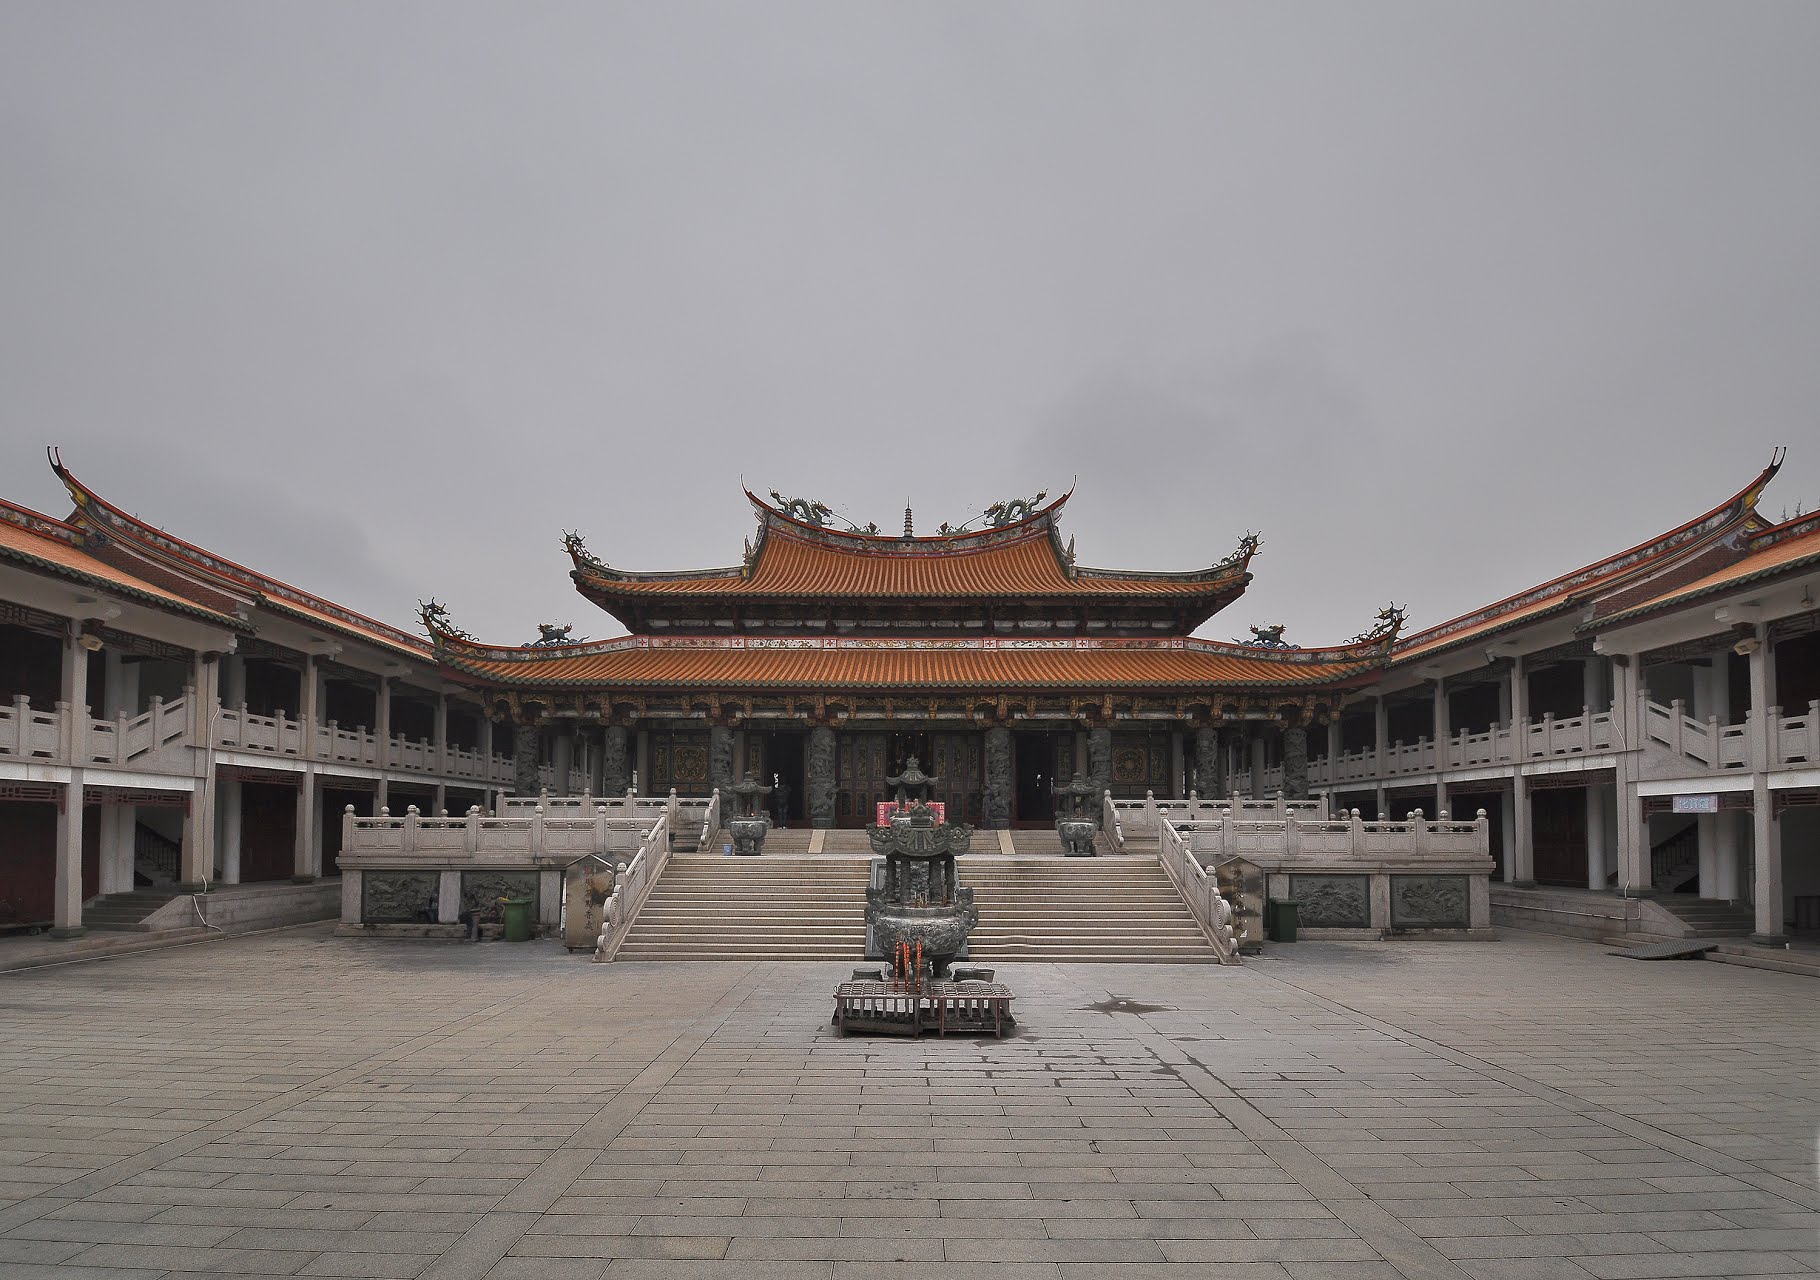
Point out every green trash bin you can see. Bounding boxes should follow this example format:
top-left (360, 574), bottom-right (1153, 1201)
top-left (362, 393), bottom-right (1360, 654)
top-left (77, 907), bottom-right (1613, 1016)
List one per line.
top-left (499, 896), bottom-right (534, 943)
top-left (1267, 899), bottom-right (1299, 943)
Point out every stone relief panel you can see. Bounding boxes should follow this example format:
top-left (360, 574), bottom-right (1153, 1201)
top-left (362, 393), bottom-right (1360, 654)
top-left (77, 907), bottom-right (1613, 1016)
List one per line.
top-left (460, 871), bottom-right (539, 917)
top-left (1391, 875), bottom-right (1470, 928)
top-left (982, 726), bottom-right (1011, 828)
top-left (600, 724), bottom-right (629, 795)
top-left (1289, 874), bottom-right (1370, 928)
top-left (362, 871), bottom-right (438, 924)
top-left (807, 726), bottom-right (836, 828)
top-left (512, 724), bottom-right (540, 796)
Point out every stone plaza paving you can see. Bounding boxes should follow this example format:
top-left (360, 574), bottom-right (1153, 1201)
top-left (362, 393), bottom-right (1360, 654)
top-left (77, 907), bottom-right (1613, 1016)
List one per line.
top-left (0, 927), bottom-right (1814, 1279)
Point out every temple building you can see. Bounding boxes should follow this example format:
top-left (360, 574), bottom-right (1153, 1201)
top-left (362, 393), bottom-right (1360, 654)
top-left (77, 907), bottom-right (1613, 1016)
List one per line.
top-left (419, 488), bottom-right (1403, 829)
top-left (0, 450), bottom-right (1815, 954)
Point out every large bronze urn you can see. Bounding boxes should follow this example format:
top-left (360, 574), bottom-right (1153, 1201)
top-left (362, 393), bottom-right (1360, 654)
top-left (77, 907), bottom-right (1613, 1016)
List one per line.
top-left (866, 800), bottom-right (977, 976)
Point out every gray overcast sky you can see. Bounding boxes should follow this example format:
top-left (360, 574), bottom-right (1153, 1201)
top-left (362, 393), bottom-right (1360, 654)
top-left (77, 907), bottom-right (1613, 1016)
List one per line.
top-left (3, 2), bottom-right (1816, 649)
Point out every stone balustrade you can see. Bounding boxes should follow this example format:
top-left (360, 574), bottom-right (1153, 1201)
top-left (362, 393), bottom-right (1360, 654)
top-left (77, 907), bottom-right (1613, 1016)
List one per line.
top-left (213, 703), bottom-right (514, 783)
top-left (0, 693), bottom-right (193, 770)
top-left (337, 795), bottom-right (682, 936)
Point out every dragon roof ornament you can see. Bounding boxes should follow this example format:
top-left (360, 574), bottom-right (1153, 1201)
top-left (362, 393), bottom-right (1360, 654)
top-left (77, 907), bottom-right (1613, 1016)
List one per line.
top-left (1351, 603), bottom-right (1406, 647)
top-left (419, 598), bottom-right (477, 646)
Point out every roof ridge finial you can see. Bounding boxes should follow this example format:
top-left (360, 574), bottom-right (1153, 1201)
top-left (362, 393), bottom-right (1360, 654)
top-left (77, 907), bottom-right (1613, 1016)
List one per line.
top-left (904, 501), bottom-right (913, 538)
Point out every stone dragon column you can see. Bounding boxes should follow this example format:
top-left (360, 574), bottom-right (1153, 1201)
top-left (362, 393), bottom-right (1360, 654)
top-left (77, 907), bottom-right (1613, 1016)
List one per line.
top-left (807, 725), bottom-right (836, 829)
top-left (1087, 726), bottom-right (1112, 809)
top-left (600, 723), bottom-right (629, 796)
top-left (708, 724), bottom-right (735, 816)
top-left (512, 723), bottom-right (540, 797)
top-left (982, 725), bottom-right (1012, 829)
top-left (1193, 723), bottom-right (1221, 797)
top-left (1281, 715), bottom-right (1310, 801)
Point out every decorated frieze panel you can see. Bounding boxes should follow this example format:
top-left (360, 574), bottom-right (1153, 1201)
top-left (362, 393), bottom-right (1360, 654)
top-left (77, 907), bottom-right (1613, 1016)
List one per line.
top-left (1289, 875), bottom-right (1370, 929)
top-left (362, 871), bottom-right (438, 924)
top-left (1390, 875), bottom-right (1470, 929)
top-left (459, 871), bottom-right (538, 917)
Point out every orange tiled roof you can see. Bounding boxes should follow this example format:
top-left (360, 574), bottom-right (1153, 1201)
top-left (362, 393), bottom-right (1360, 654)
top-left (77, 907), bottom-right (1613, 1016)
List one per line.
top-left (51, 457), bottom-right (430, 660)
top-left (1592, 515), bottom-right (1820, 628)
top-left (0, 501), bottom-right (244, 628)
top-left (571, 490), bottom-right (1254, 601)
top-left (433, 637), bottom-right (1382, 691)
top-left (1392, 455), bottom-right (1785, 664)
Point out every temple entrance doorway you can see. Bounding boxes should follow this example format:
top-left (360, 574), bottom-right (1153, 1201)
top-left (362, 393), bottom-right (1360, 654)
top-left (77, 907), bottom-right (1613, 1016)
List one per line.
top-left (747, 729), bottom-right (805, 825)
top-left (1013, 731), bottom-right (1072, 827)
top-left (834, 730), bottom-right (982, 826)
top-left (1532, 788), bottom-right (1588, 887)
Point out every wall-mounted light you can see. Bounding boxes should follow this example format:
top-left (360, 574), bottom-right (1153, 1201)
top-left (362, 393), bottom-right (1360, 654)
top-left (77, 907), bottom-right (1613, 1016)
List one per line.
top-left (77, 633), bottom-right (104, 653)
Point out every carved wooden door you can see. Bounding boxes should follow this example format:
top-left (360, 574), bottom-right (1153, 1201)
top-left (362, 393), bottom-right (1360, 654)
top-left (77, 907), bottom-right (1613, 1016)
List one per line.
top-left (835, 731), bottom-right (891, 827)
top-left (1109, 731), bottom-right (1174, 800)
top-left (649, 725), bottom-right (711, 797)
top-left (1531, 788), bottom-right (1587, 886)
top-left (928, 731), bottom-right (983, 824)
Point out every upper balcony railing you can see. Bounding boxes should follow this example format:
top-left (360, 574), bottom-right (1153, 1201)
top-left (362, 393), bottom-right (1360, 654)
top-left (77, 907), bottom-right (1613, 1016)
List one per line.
top-left (1643, 697), bottom-right (1820, 772)
top-left (212, 703), bottom-right (514, 784)
top-left (1271, 708), bottom-right (1624, 792)
top-left (1, 693), bottom-right (193, 770)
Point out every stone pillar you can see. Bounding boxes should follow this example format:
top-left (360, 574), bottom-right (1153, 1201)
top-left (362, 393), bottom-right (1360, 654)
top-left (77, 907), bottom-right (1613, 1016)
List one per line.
top-left (293, 774), bottom-right (319, 882)
top-left (1697, 812), bottom-right (1719, 899)
top-left (1747, 629), bottom-right (1783, 941)
top-left (512, 723), bottom-right (540, 796)
top-left (1715, 808), bottom-right (1742, 899)
top-left (1281, 721), bottom-right (1309, 801)
top-left (374, 674), bottom-right (392, 811)
top-left (1508, 654), bottom-right (1533, 883)
top-left (433, 692), bottom-right (449, 777)
top-left (982, 725), bottom-right (1011, 829)
top-left (807, 725), bottom-right (836, 829)
top-left (1583, 657), bottom-right (1607, 714)
top-left (708, 723), bottom-right (735, 813)
top-left (96, 805), bottom-right (130, 896)
top-left (1585, 783), bottom-right (1610, 892)
top-left (552, 726), bottom-right (574, 796)
top-left (1087, 726), bottom-right (1112, 800)
top-left (1170, 729), bottom-right (1185, 800)
top-left (1248, 731), bottom-right (1265, 798)
top-left (183, 652), bottom-right (218, 888)
top-left (1373, 695), bottom-right (1389, 776)
top-left (218, 775), bottom-right (243, 884)
top-left (53, 779), bottom-right (86, 937)
top-left (600, 724), bottom-right (630, 795)
top-left (1499, 787), bottom-right (1517, 883)
top-left (1193, 723), bottom-right (1220, 797)
top-left (1610, 655), bottom-right (1649, 895)
top-left (59, 620), bottom-right (96, 930)
top-left (1750, 793), bottom-right (1784, 942)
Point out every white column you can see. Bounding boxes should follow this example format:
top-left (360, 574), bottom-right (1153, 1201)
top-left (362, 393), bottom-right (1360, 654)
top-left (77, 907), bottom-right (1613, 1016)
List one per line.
top-left (52, 627), bottom-right (90, 937)
top-left (374, 674), bottom-right (391, 811)
top-left (99, 804), bottom-right (137, 895)
top-left (218, 776), bottom-right (243, 884)
top-left (1432, 677), bottom-right (1448, 816)
top-left (1747, 629), bottom-right (1784, 940)
top-left (1500, 787), bottom-right (1517, 883)
top-left (1373, 695), bottom-right (1388, 776)
top-left (1697, 812), bottom-right (1718, 898)
top-left (221, 654), bottom-right (246, 709)
top-left (1585, 783), bottom-right (1610, 891)
top-left (1508, 655), bottom-right (1533, 882)
top-left (53, 781), bottom-right (86, 937)
top-left (1582, 657), bottom-right (1606, 714)
top-left (433, 692), bottom-right (449, 776)
top-left (180, 653), bottom-right (218, 887)
top-left (552, 727), bottom-right (574, 796)
top-left (294, 774), bottom-right (319, 880)
top-left (1714, 809), bottom-right (1742, 899)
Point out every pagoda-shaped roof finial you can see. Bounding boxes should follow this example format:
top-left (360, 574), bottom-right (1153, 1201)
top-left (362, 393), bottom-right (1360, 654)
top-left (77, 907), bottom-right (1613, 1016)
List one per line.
top-left (904, 501), bottom-right (913, 538)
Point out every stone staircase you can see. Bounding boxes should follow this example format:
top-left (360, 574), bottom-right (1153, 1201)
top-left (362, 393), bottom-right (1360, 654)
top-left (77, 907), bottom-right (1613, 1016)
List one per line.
top-left (966, 859), bottom-right (1217, 962)
top-left (82, 887), bottom-right (192, 932)
top-left (614, 849), bottom-right (1219, 963)
top-left (1652, 895), bottom-right (1756, 938)
top-left (615, 856), bottom-right (870, 960)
